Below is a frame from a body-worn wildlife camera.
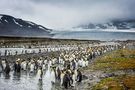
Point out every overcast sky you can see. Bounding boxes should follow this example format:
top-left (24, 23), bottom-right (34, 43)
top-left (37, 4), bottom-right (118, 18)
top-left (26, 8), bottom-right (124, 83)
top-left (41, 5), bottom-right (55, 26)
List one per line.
top-left (0, 0), bottom-right (135, 29)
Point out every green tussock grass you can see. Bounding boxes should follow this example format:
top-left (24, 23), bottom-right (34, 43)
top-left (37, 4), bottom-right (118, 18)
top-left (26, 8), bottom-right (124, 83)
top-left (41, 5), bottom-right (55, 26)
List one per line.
top-left (87, 49), bottom-right (135, 71)
top-left (92, 75), bottom-right (135, 90)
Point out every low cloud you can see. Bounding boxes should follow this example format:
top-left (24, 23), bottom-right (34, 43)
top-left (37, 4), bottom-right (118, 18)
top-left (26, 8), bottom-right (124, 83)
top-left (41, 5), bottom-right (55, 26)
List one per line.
top-left (0, 0), bottom-right (135, 29)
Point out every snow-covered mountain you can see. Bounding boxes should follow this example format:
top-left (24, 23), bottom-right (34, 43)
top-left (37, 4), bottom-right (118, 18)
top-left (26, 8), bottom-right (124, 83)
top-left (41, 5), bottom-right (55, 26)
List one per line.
top-left (75, 20), bottom-right (135, 30)
top-left (0, 14), bottom-right (53, 37)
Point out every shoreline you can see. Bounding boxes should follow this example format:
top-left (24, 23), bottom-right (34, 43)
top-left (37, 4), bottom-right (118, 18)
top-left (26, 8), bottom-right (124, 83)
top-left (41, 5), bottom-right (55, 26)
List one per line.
top-left (0, 37), bottom-right (135, 90)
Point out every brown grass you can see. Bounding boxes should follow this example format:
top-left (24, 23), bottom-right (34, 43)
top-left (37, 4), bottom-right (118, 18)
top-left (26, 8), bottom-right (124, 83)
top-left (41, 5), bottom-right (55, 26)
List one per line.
top-left (93, 75), bottom-right (135, 90)
top-left (87, 49), bottom-right (135, 71)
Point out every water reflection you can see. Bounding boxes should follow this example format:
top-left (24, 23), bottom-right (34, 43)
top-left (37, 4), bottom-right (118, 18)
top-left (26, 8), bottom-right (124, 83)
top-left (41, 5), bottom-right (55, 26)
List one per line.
top-left (4, 74), bottom-right (10, 79)
top-left (0, 69), bottom-right (55, 90)
top-left (13, 72), bottom-right (21, 80)
top-left (37, 79), bottom-right (43, 90)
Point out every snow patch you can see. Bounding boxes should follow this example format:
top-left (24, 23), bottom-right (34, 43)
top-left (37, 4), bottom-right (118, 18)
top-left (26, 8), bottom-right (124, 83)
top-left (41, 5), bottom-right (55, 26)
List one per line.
top-left (0, 16), bottom-right (2, 19)
top-left (28, 26), bottom-right (31, 28)
top-left (100, 29), bottom-right (135, 32)
top-left (4, 19), bottom-right (8, 23)
top-left (27, 21), bottom-right (35, 26)
top-left (38, 26), bottom-right (45, 30)
top-left (13, 19), bottom-right (23, 27)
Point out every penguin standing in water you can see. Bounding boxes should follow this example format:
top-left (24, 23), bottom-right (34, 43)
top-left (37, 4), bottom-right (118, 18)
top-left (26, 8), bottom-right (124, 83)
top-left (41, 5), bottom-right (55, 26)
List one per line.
top-left (50, 67), bottom-right (56, 84)
top-left (30, 62), bottom-right (35, 73)
top-left (0, 64), bottom-right (2, 73)
top-left (37, 66), bottom-right (43, 80)
top-left (16, 61), bottom-right (21, 73)
top-left (44, 59), bottom-right (47, 65)
top-left (2, 60), bottom-right (6, 71)
top-left (56, 66), bottom-right (61, 80)
top-left (42, 63), bottom-right (46, 71)
top-left (48, 60), bottom-right (52, 69)
top-left (4, 61), bottom-right (11, 76)
top-left (23, 61), bottom-right (27, 71)
top-left (14, 59), bottom-right (21, 73)
top-left (13, 61), bottom-right (17, 72)
top-left (21, 60), bottom-right (27, 71)
top-left (0, 60), bottom-right (3, 73)
top-left (60, 70), bottom-right (64, 86)
top-left (63, 71), bottom-right (70, 89)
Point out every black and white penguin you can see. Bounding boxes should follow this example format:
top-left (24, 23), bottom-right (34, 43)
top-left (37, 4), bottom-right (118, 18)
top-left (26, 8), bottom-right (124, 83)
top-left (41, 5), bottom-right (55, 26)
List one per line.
top-left (21, 60), bottom-right (27, 71)
top-left (77, 69), bottom-right (82, 82)
top-left (2, 60), bottom-right (6, 70)
top-left (42, 63), bottom-right (46, 71)
top-left (23, 61), bottom-right (27, 71)
top-left (85, 60), bottom-right (89, 67)
top-left (16, 62), bottom-right (21, 73)
top-left (56, 67), bottom-right (61, 80)
top-left (0, 62), bottom-right (2, 73)
top-left (37, 66), bottom-right (43, 80)
top-left (13, 61), bottom-right (17, 72)
top-left (60, 70), bottom-right (64, 86)
top-left (30, 62), bottom-right (35, 73)
top-left (50, 68), bottom-right (56, 84)
top-left (71, 71), bottom-right (76, 87)
top-left (4, 62), bottom-right (11, 75)
top-left (63, 71), bottom-right (70, 89)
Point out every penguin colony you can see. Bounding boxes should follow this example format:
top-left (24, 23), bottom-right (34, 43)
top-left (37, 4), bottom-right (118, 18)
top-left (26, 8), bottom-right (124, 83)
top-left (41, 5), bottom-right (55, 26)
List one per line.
top-left (0, 43), bottom-right (121, 89)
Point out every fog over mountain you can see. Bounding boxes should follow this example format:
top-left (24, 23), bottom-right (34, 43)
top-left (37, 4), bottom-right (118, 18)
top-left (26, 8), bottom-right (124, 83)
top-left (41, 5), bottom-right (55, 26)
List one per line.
top-left (0, 0), bottom-right (135, 30)
top-left (74, 20), bottom-right (135, 31)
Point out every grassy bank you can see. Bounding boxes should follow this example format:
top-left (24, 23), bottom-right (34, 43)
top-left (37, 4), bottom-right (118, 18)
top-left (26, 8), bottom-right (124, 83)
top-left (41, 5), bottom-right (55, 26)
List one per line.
top-left (93, 75), bottom-right (135, 90)
top-left (89, 49), bottom-right (135, 71)
top-left (84, 48), bottom-right (135, 90)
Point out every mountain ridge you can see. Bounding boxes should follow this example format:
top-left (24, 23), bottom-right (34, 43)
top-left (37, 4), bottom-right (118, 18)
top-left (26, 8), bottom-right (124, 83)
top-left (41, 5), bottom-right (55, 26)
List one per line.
top-left (74, 20), bottom-right (135, 30)
top-left (0, 14), bottom-right (53, 37)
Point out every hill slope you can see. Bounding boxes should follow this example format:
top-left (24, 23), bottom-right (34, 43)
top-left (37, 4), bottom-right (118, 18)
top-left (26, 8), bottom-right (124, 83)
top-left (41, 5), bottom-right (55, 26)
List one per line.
top-left (0, 14), bottom-right (53, 37)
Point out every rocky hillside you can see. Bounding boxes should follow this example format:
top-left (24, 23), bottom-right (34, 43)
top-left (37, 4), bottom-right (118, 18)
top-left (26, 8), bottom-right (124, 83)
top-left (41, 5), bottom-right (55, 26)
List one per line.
top-left (0, 14), bottom-right (53, 37)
